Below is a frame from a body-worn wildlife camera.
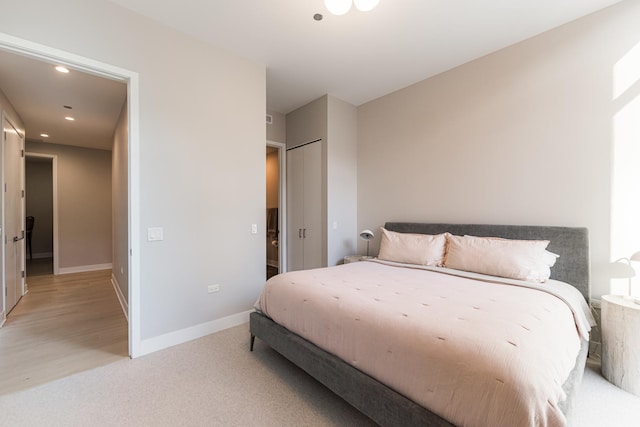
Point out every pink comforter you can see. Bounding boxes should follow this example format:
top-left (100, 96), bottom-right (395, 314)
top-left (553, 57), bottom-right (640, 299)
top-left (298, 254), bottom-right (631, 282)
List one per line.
top-left (257, 260), bottom-right (592, 427)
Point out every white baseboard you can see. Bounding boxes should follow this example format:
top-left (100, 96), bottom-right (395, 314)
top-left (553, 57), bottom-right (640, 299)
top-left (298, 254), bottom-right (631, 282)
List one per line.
top-left (136, 310), bottom-right (252, 357)
top-left (58, 263), bottom-right (112, 275)
top-left (111, 274), bottom-right (129, 322)
top-left (0, 310), bottom-right (5, 328)
top-left (31, 252), bottom-right (53, 259)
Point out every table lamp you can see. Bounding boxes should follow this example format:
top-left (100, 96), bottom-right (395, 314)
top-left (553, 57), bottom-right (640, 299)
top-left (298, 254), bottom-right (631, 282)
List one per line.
top-left (359, 229), bottom-right (374, 258)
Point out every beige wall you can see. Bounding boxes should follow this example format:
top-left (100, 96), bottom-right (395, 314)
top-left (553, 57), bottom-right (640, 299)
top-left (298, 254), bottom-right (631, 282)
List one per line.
top-left (327, 96), bottom-right (358, 265)
top-left (266, 110), bottom-right (285, 143)
top-left (25, 158), bottom-right (53, 256)
top-left (0, 0), bottom-right (265, 343)
top-left (286, 95), bottom-right (358, 267)
top-left (26, 141), bottom-right (112, 270)
top-left (358, 0), bottom-right (640, 299)
top-left (112, 100), bottom-right (128, 301)
top-left (266, 151), bottom-right (279, 209)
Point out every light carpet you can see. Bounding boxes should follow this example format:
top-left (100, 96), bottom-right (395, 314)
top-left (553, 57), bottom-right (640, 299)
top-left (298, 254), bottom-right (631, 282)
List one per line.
top-left (0, 324), bottom-right (638, 426)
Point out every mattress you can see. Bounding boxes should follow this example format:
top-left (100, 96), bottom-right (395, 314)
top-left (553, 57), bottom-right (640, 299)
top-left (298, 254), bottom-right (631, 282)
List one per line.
top-left (257, 260), bottom-right (594, 427)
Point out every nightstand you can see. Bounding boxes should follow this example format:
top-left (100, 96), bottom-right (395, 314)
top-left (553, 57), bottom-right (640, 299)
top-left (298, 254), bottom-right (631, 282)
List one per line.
top-left (343, 255), bottom-right (373, 264)
top-left (601, 294), bottom-right (640, 396)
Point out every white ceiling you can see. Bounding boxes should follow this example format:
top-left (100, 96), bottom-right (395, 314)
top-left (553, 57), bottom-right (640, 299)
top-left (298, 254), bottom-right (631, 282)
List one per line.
top-left (110, 0), bottom-right (623, 114)
top-left (0, 49), bottom-right (126, 151)
top-left (0, 0), bottom-right (624, 151)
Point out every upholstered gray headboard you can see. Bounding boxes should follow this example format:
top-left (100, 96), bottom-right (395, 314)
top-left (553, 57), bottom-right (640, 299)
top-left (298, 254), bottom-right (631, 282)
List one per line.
top-left (385, 222), bottom-right (591, 302)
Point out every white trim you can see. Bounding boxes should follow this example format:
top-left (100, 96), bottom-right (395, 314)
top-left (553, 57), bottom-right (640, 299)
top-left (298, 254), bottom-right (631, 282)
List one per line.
top-left (266, 140), bottom-right (287, 273)
top-left (137, 310), bottom-right (252, 357)
top-left (57, 263), bottom-right (112, 275)
top-left (0, 32), bottom-right (141, 358)
top-left (0, 310), bottom-right (5, 327)
top-left (111, 273), bottom-right (129, 322)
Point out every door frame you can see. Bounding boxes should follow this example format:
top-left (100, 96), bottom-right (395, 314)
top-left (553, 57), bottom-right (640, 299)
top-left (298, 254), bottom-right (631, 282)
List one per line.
top-left (25, 153), bottom-right (59, 275)
top-left (267, 140), bottom-right (287, 274)
top-left (0, 33), bottom-right (141, 357)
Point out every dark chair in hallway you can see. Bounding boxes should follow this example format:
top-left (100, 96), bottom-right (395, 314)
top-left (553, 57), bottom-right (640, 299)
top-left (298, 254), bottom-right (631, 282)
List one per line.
top-left (26, 216), bottom-right (34, 260)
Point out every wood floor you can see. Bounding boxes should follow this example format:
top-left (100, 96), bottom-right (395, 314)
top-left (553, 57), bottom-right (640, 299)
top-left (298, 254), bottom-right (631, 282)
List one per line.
top-left (0, 269), bottom-right (128, 395)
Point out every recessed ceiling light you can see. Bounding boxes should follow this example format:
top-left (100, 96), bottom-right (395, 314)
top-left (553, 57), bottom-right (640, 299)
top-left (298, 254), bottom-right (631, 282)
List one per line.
top-left (65, 116), bottom-right (75, 121)
top-left (55, 66), bottom-right (70, 74)
top-left (40, 133), bottom-right (49, 138)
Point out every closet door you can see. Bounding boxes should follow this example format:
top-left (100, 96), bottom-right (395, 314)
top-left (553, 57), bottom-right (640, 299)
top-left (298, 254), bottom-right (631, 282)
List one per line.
top-left (301, 141), bottom-right (322, 269)
top-left (287, 147), bottom-right (305, 271)
top-left (286, 141), bottom-right (323, 271)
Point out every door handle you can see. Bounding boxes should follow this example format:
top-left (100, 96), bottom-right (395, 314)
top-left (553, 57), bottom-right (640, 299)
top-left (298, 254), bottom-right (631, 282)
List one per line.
top-left (299, 228), bottom-right (302, 238)
top-left (13, 236), bottom-right (24, 242)
top-left (303, 228), bottom-right (306, 238)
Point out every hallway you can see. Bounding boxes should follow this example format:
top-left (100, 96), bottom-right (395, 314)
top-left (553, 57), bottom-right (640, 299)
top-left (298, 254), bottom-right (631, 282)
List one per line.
top-left (0, 270), bottom-right (128, 394)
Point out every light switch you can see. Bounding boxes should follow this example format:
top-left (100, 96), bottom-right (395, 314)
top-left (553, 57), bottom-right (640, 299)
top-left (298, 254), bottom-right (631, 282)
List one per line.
top-left (251, 224), bottom-right (258, 234)
top-left (147, 227), bottom-right (163, 241)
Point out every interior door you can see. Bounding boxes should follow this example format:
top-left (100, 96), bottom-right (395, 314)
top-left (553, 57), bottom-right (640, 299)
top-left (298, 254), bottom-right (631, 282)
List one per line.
top-left (4, 117), bottom-right (25, 315)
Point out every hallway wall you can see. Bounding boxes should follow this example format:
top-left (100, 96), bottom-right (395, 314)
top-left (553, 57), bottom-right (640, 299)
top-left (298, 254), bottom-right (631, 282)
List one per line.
top-left (26, 141), bottom-right (112, 272)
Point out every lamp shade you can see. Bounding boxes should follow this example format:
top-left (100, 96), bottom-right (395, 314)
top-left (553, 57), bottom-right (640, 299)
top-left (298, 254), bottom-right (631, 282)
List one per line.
top-left (354, 0), bottom-right (380, 12)
top-left (324, 0), bottom-right (352, 15)
top-left (359, 229), bottom-right (374, 240)
top-left (609, 261), bottom-right (636, 279)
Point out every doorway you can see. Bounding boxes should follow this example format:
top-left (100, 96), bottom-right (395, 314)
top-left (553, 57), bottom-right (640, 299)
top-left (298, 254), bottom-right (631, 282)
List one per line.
top-left (0, 34), bottom-right (140, 357)
top-left (266, 141), bottom-right (286, 279)
top-left (25, 154), bottom-right (56, 276)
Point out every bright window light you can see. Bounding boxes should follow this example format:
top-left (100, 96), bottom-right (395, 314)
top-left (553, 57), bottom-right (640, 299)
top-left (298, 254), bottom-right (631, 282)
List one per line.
top-left (611, 40), bottom-right (640, 295)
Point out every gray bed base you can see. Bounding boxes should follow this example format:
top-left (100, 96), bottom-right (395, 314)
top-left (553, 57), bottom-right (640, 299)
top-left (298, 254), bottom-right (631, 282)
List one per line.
top-left (250, 222), bottom-right (591, 426)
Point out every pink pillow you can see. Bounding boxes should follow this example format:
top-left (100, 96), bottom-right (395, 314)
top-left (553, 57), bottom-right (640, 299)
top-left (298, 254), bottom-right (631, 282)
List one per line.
top-left (378, 228), bottom-right (447, 266)
top-left (445, 234), bottom-right (552, 282)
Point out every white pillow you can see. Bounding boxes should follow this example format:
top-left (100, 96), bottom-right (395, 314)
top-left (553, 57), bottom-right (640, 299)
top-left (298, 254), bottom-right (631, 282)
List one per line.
top-left (445, 234), bottom-right (552, 282)
top-left (378, 228), bottom-right (447, 266)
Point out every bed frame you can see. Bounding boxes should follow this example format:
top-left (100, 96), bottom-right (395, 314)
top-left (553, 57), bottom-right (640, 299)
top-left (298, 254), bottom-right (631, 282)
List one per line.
top-left (250, 223), bottom-right (591, 426)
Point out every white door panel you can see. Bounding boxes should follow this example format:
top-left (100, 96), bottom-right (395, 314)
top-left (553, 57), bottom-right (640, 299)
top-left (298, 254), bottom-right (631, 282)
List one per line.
top-left (3, 117), bottom-right (25, 315)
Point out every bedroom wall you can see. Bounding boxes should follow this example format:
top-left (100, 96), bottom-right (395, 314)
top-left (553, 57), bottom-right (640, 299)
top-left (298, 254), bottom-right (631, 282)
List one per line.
top-left (26, 141), bottom-right (112, 271)
top-left (0, 0), bottom-right (265, 350)
top-left (286, 95), bottom-right (358, 267)
top-left (357, 0), bottom-right (640, 299)
top-left (267, 110), bottom-right (286, 143)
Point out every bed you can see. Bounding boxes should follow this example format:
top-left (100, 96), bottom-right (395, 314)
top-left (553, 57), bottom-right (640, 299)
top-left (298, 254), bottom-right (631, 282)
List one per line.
top-left (250, 223), bottom-right (593, 426)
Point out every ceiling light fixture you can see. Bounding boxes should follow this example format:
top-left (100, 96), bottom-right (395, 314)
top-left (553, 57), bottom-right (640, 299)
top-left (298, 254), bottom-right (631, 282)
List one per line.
top-left (40, 133), bottom-right (49, 138)
top-left (64, 116), bottom-right (75, 121)
top-left (55, 65), bottom-right (70, 74)
top-left (324, 0), bottom-right (379, 15)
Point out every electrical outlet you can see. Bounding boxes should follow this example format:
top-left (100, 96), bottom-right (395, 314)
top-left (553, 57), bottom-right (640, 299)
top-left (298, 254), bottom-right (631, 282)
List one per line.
top-left (208, 284), bottom-right (220, 294)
